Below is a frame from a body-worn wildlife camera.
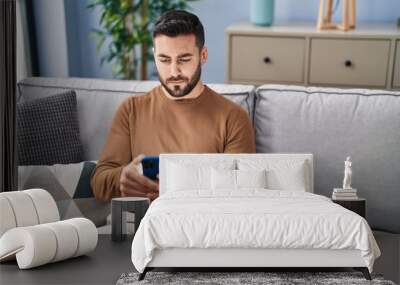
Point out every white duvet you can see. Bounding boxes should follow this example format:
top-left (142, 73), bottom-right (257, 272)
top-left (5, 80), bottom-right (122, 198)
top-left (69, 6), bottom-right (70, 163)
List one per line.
top-left (131, 190), bottom-right (380, 273)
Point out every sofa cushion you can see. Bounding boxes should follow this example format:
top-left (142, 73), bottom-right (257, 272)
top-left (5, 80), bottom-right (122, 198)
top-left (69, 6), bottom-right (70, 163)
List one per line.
top-left (18, 161), bottom-right (109, 227)
top-left (17, 77), bottom-right (255, 161)
top-left (254, 84), bottom-right (400, 233)
top-left (17, 90), bottom-right (83, 165)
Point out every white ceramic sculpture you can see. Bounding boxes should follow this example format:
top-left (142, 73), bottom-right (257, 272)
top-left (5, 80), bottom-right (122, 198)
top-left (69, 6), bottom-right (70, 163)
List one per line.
top-left (0, 189), bottom-right (98, 269)
top-left (342, 156), bottom-right (353, 189)
top-left (0, 189), bottom-right (60, 237)
top-left (0, 218), bottom-right (98, 269)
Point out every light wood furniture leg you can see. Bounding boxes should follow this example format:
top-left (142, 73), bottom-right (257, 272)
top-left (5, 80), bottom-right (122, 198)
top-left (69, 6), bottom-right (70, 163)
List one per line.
top-left (340, 0), bottom-right (350, 31)
top-left (318, 0), bottom-right (356, 31)
top-left (350, 0), bottom-right (356, 29)
top-left (317, 0), bottom-right (326, 30)
top-left (326, 0), bottom-right (333, 23)
top-left (317, 0), bottom-right (336, 30)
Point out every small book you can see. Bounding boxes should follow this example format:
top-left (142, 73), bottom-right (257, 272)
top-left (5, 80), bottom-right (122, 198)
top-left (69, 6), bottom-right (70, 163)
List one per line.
top-left (332, 194), bottom-right (359, 200)
top-left (333, 188), bottom-right (357, 193)
top-left (333, 192), bottom-right (357, 197)
top-left (332, 197), bottom-right (359, 200)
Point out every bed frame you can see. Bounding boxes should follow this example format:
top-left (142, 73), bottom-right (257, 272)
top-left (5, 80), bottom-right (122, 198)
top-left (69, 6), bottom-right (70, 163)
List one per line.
top-left (138, 154), bottom-right (372, 281)
top-left (139, 248), bottom-right (371, 280)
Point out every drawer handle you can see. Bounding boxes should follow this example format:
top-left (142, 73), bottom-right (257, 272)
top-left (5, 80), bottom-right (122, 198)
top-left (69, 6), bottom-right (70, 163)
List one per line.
top-left (263, 57), bottom-right (272, 64)
top-left (344, 60), bottom-right (353, 67)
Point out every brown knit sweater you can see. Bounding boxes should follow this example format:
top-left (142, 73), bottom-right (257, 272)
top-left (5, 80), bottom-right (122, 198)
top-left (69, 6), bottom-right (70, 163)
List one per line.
top-left (91, 85), bottom-right (256, 200)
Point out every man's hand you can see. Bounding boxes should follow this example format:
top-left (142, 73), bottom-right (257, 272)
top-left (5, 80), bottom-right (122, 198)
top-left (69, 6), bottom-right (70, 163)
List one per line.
top-left (119, 155), bottom-right (159, 201)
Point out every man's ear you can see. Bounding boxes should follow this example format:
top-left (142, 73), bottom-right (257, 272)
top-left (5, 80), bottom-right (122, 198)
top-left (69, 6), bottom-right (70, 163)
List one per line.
top-left (200, 46), bottom-right (208, 65)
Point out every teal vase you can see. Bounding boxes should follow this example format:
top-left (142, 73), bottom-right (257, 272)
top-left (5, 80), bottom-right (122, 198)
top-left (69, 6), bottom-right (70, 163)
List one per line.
top-left (250, 0), bottom-right (274, 27)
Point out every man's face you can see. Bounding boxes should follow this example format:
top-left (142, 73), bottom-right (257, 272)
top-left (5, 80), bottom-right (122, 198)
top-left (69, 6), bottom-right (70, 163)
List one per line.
top-left (153, 34), bottom-right (207, 98)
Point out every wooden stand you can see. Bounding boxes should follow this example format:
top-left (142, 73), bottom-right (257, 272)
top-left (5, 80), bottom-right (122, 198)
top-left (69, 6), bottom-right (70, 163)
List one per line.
top-left (317, 0), bottom-right (356, 31)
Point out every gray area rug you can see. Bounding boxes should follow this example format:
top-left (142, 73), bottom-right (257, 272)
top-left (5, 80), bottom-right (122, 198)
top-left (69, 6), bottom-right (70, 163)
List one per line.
top-left (116, 271), bottom-right (396, 285)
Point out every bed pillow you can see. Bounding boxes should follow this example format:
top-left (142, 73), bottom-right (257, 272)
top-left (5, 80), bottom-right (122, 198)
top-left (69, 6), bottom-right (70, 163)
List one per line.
top-left (211, 168), bottom-right (236, 190)
top-left (17, 90), bottom-right (83, 165)
top-left (18, 161), bottom-right (109, 227)
top-left (211, 169), bottom-right (267, 190)
top-left (236, 169), bottom-right (267, 189)
top-left (166, 160), bottom-right (235, 192)
top-left (238, 159), bottom-right (308, 191)
top-left (167, 162), bottom-right (210, 191)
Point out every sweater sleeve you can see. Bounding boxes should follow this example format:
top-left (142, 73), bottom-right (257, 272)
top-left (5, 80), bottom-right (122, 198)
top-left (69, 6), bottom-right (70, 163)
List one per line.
top-left (223, 107), bottom-right (256, 154)
top-left (90, 98), bottom-right (134, 201)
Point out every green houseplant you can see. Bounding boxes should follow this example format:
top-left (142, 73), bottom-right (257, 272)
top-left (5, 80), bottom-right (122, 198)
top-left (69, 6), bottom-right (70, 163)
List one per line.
top-left (88, 0), bottom-right (198, 80)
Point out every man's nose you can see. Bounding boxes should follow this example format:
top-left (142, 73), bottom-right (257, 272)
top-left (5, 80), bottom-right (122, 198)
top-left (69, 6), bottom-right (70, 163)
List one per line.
top-left (170, 61), bottom-right (181, 77)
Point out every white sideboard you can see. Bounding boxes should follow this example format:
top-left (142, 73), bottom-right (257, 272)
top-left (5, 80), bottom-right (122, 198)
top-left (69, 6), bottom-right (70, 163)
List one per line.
top-left (226, 22), bottom-right (400, 90)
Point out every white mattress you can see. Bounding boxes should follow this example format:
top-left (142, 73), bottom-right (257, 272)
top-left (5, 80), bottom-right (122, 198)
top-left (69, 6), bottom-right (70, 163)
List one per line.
top-left (131, 190), bottom-right (380, 273)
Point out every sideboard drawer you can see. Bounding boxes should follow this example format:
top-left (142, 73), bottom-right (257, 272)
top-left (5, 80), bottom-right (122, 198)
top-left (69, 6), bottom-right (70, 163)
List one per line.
top-left (310, 39), bottom-right (390, 87)
top-left (230, 36), bottom-right (305, 83)
top-left (394, 41), bottom-right (400, 88)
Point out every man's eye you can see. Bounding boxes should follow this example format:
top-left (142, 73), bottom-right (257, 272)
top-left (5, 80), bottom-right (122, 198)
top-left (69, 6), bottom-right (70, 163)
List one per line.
top-left (159, 59), bottom-right (170, 63)
top-left (179, 59), bottom-right (190, 63)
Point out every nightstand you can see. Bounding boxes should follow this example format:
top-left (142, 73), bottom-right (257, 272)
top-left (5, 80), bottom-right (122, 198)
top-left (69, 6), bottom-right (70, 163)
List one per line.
top-left (332, 198), bottom-right (366, 218)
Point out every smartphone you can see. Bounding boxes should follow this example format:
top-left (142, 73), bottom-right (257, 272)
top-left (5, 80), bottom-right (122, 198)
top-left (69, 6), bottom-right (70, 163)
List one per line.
top-left (141, 156), bottom-right (159, 181)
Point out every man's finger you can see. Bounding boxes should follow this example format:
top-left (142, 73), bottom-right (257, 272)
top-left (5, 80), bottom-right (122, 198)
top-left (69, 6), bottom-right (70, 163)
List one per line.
top-left (131, 181), bottom-right (152, 193)
top-left (121, 178), bottom-right (157, 196)
top-left (121, 188), bottom-right (144, 197)
top-left (135, 175), bottom-right (159, 191)
top-left (121, 178), bottom-right (146, 192)
top-left (132, 154), bottom-right (145, 165)
top-left (147, 187), bottom-right (159, 194)
top-left (124, 170), bottom-right (158, 192)
top-left (124, 165), bottom-right (140, 180)
top-left (147, 192), bottom-right (159, 201)
top-left (121, 187), bottom-right (147, 197)
top-left (122, 162), bottom-right (158, 191)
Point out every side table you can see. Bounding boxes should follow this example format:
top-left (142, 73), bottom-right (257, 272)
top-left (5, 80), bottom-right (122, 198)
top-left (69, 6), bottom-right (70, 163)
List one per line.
top-left (112, 197), bottom-right (150, 242)
top-left (332, 198), bottom-right (366, 218)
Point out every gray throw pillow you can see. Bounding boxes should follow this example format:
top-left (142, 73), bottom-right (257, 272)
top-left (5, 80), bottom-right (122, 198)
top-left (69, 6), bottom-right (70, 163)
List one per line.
top-left (17, 90), bottom-right (83, 165)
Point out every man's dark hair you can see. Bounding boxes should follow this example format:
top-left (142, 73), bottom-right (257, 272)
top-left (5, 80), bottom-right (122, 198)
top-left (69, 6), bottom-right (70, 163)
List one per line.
top-left (153, 10), bottom-right (205, 49)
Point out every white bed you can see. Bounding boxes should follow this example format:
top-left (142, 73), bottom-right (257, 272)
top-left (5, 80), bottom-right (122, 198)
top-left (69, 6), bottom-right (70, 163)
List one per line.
top-left (131, 154), bottom-right (380, 280)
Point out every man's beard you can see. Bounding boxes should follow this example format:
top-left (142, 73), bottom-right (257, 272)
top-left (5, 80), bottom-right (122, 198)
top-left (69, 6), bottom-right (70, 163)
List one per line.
top-left (159, 63), bottom-right (202, 98)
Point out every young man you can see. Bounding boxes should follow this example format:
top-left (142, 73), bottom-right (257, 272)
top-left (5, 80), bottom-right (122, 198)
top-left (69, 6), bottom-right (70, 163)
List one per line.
top-left (91, 10), bottom-right (255, 201)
